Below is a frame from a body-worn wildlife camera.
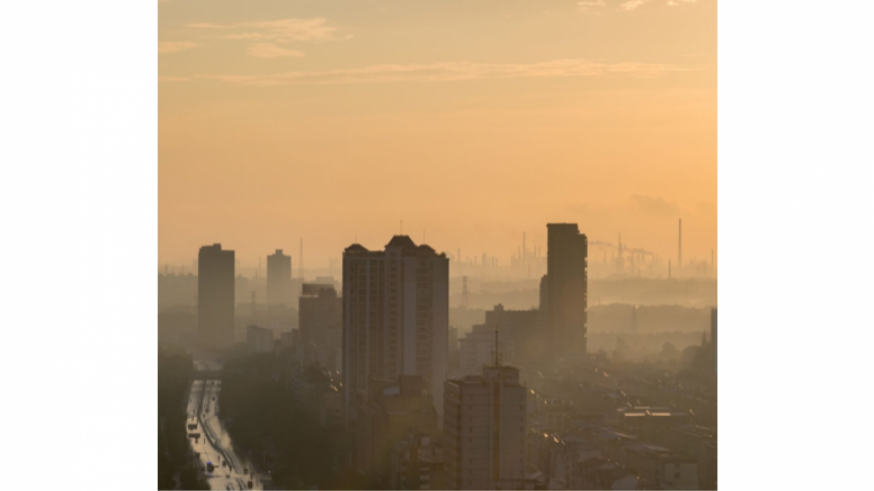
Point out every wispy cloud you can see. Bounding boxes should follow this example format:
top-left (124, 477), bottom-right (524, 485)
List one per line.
top-left (187, 18), bottom-right (342, 43)
top-left (620, 0), bottom-right (651, 11)
top-left (577, 1), bottom-right (607, 14)
top-left (246, 43), bottom-right (305, 59)
top-left (158, 42), bottom-right (198, 54)
top-left (193, 59), bottom-right (703, 87)
top-left (577, 0), bottom-right (701, 14)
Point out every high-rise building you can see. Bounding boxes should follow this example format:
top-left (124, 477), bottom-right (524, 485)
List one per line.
top-left (355, 375), bottom-right (438, 474)
top-left (443, 365), bottom-right (527, 490)
top-left (246, 324), bottom-right (273, 354)
top-left (342, 235), bottom-right (449, 426)
top-left (299, 283), bottom-right (342, 346)
top-left (546, 223), bottom-right (588, 356)
top-left (267, 249), bottom-right (292, 306)
top-left (198, 243), bottom-right (235, 347)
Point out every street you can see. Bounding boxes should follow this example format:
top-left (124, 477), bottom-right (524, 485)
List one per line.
top-left (187, 358), bottom-right (261, 491)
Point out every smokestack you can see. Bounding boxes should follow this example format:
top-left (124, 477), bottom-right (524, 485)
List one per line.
top-left (678, 219), bottom-right (683, 269)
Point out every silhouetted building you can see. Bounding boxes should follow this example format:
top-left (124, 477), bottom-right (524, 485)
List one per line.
top-left (198, 243), bottom-right (235, 347)
top-left (546, 223), bottom-right (588, 356)
top-left (443, 365), bottom-right (527, 490)
top-left (267, 249), bottom-right (292, 306)
top-left (459, 305), bottom-right (540, 375)
top-left (158, 273), bottom-right (197, 310)
top-left (247, 324), bottom-right (273, 354)
top-left (343, 236), bottom-right (449, 427)
top-left (486, 304), bottom-right (541, 361)
top-left (299, 283), bottom-right (342, 346)
top-left (355, 375), bottom-right (438, 475)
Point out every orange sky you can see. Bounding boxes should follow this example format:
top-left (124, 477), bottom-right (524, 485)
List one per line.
top-left (159, 0), bottom-right (716, 271)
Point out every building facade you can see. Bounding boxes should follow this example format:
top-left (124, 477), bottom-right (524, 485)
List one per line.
top-left (443, 365), bottom-right (527, 490)
top-left (342, 236), bottom-right (450, 426)
top-left (299, 283), bottom-right (342, 346)
top-left (246, 324), bottom-right (273, 354)
top-left (198, 243), bottom-right (235, 347)
top-left (267, 249), bottom-right (292, 307)
top-left (545, 223), bottom-right (588, 356)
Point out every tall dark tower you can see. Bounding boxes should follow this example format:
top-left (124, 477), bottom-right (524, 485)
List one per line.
top-left (546, 223), bottom-right (588, 356)
top-left (198, 243), bottom-right (235, 347)
top-left (267, 249), bottom-right (292, 306)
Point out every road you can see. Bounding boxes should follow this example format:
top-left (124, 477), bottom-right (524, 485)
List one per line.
top-left (186, 357), bottom-right (262, 491)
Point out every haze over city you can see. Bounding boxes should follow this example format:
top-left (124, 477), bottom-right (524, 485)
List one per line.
top-left (10, 2), bottom-right (874, 491)
top-left (156, 2), bottom-right (719, 490)
top-left (159, 0), bottom-right (716, 270)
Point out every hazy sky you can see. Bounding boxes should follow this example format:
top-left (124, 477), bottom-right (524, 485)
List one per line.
top-left (159, 0), bottom-right (716, 271)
